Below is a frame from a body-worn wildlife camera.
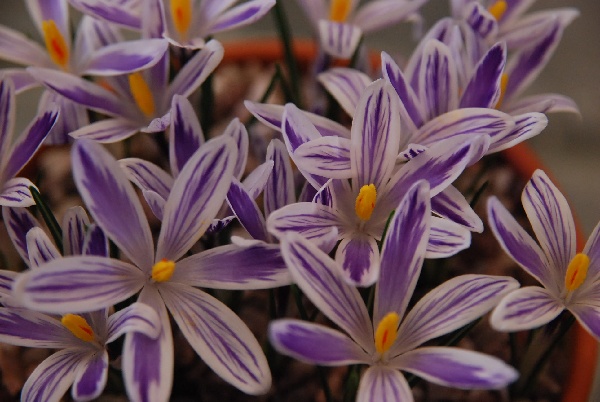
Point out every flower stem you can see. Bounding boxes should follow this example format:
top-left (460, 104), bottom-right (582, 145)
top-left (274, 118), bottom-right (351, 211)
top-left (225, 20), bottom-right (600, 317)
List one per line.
top-left (29, 186), bottom-right (63, 254)
top-left (271, 0), bottom-right (301, 105)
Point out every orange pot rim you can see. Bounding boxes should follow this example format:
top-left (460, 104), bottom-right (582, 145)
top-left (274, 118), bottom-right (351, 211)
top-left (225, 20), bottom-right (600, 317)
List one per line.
top-left (221, 38), bottom-right (598, 402)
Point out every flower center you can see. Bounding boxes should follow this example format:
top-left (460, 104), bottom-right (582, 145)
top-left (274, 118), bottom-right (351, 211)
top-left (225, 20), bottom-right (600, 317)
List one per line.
top-left (128, 72), bottom-right (156, 117)
top-left (61, 314), bottom-right (95, 342)
top-left (41, 20), bottom-right (69, 69)
top-left (565, 253), bottom-right (590, 291)
top-left (170, 0), bottom-right (192, 36)
top-left (494, 73), bottom-right (509, 109)
top-left (375, 312), bottom-right (400, 355)
top-left (329, 0), bottom-right (352, 23)
top-left (152, 259), bottom-right (176, 282)
top-left (355, 184), bottom-right (377, 221)
top-left (488, 0), bottom-right (507, 21)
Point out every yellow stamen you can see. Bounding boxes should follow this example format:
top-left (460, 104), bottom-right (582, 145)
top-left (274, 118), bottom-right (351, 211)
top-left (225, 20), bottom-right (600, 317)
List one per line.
top-left (375, 312), bottom-right (400, 355)
top-left (128, 72), bottom-right (156, 117)
top-left (488, 0), bottom-right (507, 21)
top-left (170, 0), bottom-right (192, 36)
top-left (61, 314), bottom-right (95, 342)
top-left (565, 253), bottom-right (590, 291)
top-left (152, 259), bottom-right (176, 282)
top-left (329, 0), bottom-right (352, 23)
top-left (41, 20), bottom-right (69, 68)
top-left (355, 184), bottom-right (377, 221)
top-left (494, 73), bottom-right (509, 109)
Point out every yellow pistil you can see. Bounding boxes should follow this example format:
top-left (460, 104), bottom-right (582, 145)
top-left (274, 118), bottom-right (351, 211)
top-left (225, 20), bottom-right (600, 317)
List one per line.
top-left (355, 184), bottom-right (377, 221)
top-left (565, 253), bottom-right (590, 291)
top-left (488, 0), bottom-right (507, 21)
top-left (41, 20), bottom-right (69, 69)
top-left (375, 312), bottom-right (400, 355)
top-left (170, 0), bottom-right (192, 36)
top-left (128, 72), bottom-right (156, 117)
top-left (494, 73), bottom-right (509, 109)
top-left (61, 314), bottom-right (95, 342)
top-left (329, 0), bottom-right (352, 23)
top-left (152, 259), bottom-right (176, 283)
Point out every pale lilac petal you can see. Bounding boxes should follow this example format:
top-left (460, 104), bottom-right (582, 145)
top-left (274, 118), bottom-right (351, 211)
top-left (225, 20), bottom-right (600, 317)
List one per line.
top-left (490, 286), bottom-right (564, 331)
top-left (0, 25), bottom-right (53, 67)
top-left (26, 0), bottom-right (69, 37)
top-left (205, 216), bottom-right (235, 235)
top-left (106, 302), bottom-right (161, 342)
top-left (2, 206), bottom-right (39, 264)
top-left (356, 366), bottom-right (412, 402)
top-left (569, 304), bottom-right (600, 342)
top-left (69, 0), bottom-right (142, 30)
top-left (425, 217), bottom-right (471, 258)
top-left (161, 283), bottom-right (271, 395)
top-left (522, 170), bottom-right (576, 280)
top-left (72, 350), bottom-right (108, 401)
top-left (0, 78), bottom-right (15, 161)
top-left (488, 112), bottom-right (548, 153)
top-left (0, 308), bottom-right (72, 348)
top-left (352, 80), bottom-right (401, 188)
top-left (462, 2), bottom-right (497, 39)
top-left (227, 178), bottom-right (268, 241)
top-left (0, 178), bottom-right (37, 207)
top-left (222, 118), bottom-right (248, 180)
top-left (460, 42), bottom-right (506, 109)
top-left (394, 347), bottom-right (518, 389)
top-left (26, 228), bottom-right (60, 267)
top-left (280, 233), bottom-right (374, 351)
top-left (73, 140), bottom-right (154, 270)
top-left (22, 349), bottom-right (84, 402)
top-left (501, 8), bottom-right (579, 50)
top-left (397, 275), bottom-right (519, 352)
top-left (375, 181), bottom-right (430, 323)
top-left (381, 51), bottom-right (424, 128)
top-left (242, 160), bottom-right (274, 200)
top-left (208, 0), bottom-right (275, 34)
top-left (353, 0), bottom-right (425, 33)
top-left (143, 112), bottom-right (171, 133)
top-left (69, 118), bottom-right (141, 143)
top-left (41, 92), bottom-right (90, 145)
top-left (584, 220), bottom-right (600, 279)
top-left (174, 242), bottom-right (291, 289)
top-left (81, 38), bottom-right (168, 76)
top-left (143, 190), bottom-right (166, 221)
top-left (0, 270), bottom-right (18, 301)
top-left (337, 235), bottom-right (379, 287)
top-left (418, 39), bottom-right (459, 120)
top-left (168, 95), bottom-right (204, 176)
top-left (318, 20), bottom-right (362, 60)
top-left (62, 206), bottom-right (90, 256)
top-left (82, 223), bottom-right (109, 257)
top-left (122, 285), bottom-right (173, 402)
top-left (0, 69), bottom-right (39, 93)
top-left (14, 256), bottom-right (144, 313)
top-left (294, 136), bottom-right (353, 179)
top-left (267, 202), bottom-right (342, 244)
top-left (504, 93), bottom-right (579, 115)
top-left (269, 319), bottom-right (369, 365)
top-left (119, 158), bottom-right (173, 199)
top-left (157, 137), bottom-right (236, 261)
top-left (432, 186), bottom-right (483, 232)
top-left (318, 67), bottom-right (372, 116)
top-left (166, 39), bottom-right (224, 101)
top-left (264, 139), bottom-right (295, 217)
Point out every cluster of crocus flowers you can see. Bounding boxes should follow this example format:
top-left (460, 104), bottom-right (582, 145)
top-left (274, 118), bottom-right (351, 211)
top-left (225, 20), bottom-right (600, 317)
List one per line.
top-left (0, 0), bottom-right (591, 401)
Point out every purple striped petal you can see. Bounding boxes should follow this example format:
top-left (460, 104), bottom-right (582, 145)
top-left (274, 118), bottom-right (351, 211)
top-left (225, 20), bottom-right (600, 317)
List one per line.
top-left (264, 139), bottom-right (295, 217)
top-left (0, 178), bottom-right (36, 207)
top-left (375, 181), bottom-right (430, 323)
top-left (242, 160), bottom-right (273, 200)
top-left (318, 20), bottom-right (362, 60)
top-left (161, 283), bottom-right (271, 395)
top-left (62, 206), bottom-right (90, 256)
top-left (157, 137), bottom-right (236, 261)
top-left (0, 308), bottom-right (72, 348)
top-left (418, 39), bottom-right (458, 120)
top-left (0, 78), bottom-right (15, 163)
top-left (223, 118), bottom-right (248, 180)
top-left (119, 158), bottom-right (174, 199)
top-left (81, 38), bottom-right (168, 76)
top-left (122, 285), bottom-right (173, 402)
top-left (337, 235), bottom-right (380, 287)
top-left (269, 319), bottom-right (369, 366)
top-left (488, 112), bottom-right (548, 153)
top-left (352, 80), bottom-right (401, 188)
top-left (522, 170), bottom-right (575, 280)
top-left (22, 349), bottom-right (85, 402)
top-left (356, 366), bottom-right (412, 402)
top-left (0, 25), bottom-right (53, 67)
top-left (227, 178), bottom-right (268, 241)
top-left (69, 118), bottom-right (141, 143)
top-left (294, 136), bottom-right (353, 179)
top-left (584, 221), bottom-right (600, 279)
top-left (353, 0), bottom-right (426, 33)
top-left (490, 286), bottom-right (564, 331)
top-left (69, 0), bottom-right (142, 30)
top-left (381, 51), bottom-right (424, 128)
top-left (73, 140), bottom-right (154, 270)
top-left (0, 270), bottom-right (18, 300)
top-left (2, 206), bottom-right (39, 264)
top-left (82, 224), bottom-right (109, 257)
top-left (569, 303), bottom-right (600, 342)
top-left (174, 242), bottom-right (291, 289)
top-left (1, 69), bottom-right (40, 93)
top-left (460, 42), bottom-right (506, 109)
top-left (267, 202), bottom-right (342, 244)
top-left (26, 227), bottom-right (60, 267)
top-left (143, 190), bottom-right (166, 221)
top-left (425, 217), bottom-right (471, 258)
top-left (168, 95), bottom-right (204, 176)
top-left (500, 9), bottom-right (579, 50)
top-left (27, 0), bottom-right (69, 37)
top-left (72, 350), bottom-right (108, 401)
top-left (205, 216), bottom-right (235, 235)
top-left (432, 186), bottom-right (483, 232)
top-left (504, 93), bottom-right (579, 116)
top-left (463, 2), bottom-right (498, 39)
top-left (106, 302), bottom-right (161, 342)
top-left (318, 67), bottom-right (372, 116)
top-left (14, 256), bottom-right (144, 313)
top-left (394, 347), bottom-right (518, 389)
top-left (280, 233), bottom-right (374, 351)
top-left (397, 275), bottom-right (519, 353)
top-left (208, 0), bottom-right (275, 34)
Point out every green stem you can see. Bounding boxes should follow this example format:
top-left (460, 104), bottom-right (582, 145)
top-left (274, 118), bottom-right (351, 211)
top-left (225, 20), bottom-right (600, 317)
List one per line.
top-left (199, 71), bottom-right (214, 136)
top-left (469, 180), bottom-right (489, 209)
top-left (271, 0), bottom-right (301, 105)
top-left (29, 186), bottom-right (63, 254)
top-left (378, 210), bottom-right (396, 252)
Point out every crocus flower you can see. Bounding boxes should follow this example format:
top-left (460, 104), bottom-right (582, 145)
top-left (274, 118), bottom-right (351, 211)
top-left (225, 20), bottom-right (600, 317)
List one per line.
top-left (488, 169), bottom-right (600, 340)
top-left (14, 137), bottom-right (287, 400)
top-left (270, 181), bottom-right (519, 401)
top-left (297, 0), bottom-right (427, 59)
top-left (0, 79), bottom-right (59, 207)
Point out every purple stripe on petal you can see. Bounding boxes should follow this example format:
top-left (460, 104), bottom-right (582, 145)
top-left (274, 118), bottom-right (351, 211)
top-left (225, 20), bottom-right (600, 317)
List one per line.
top-left (119, 158), bottom-right (174, 199)
top-left (267, 202), bottom-right (342, 243)
top-left (106, 302), bottom-right (161, 342)
top-left (82, 39), bottom-right (168, 76)
top-left (356, 366), bottom-right (412, 402)
top-left (465, 2), bottom-right (498, 38)
top-left (62, 206), bottom-right (90, 256)
top-left (488, 112), bottom-right (547, 153)
top-left (318, 20), bottom-right (362, 60)
top-left (337, 235), bottom-right (380, 287)
top-left (425, 216), bottom-right (472, 259)
top-left (82, 224), bottom-right (109, 257)
top-left (226, 179), bottom-right (268, 242)
top-left (460, 43), bottom-right (506, 109)
top-left (318, 67), bottom-right (372, 116)
top-left (294, 136), bottom-right (353, 179)
top-left (0, 78), bottom-right (15, 165)
top-left (0, 178), bottom-right (36, 207)
top-left (26, 227), bottom-right (60, 267)
top-left (72, 350), bottom-right (108, 401)
top-left (490, 286), bottom-right (563, 331)
top-left (418, 40), bottom-right (458, 120)
top-left (0, 307), bottom-right (72, 348)
top-left (69, 0), bottom-right (142, 29)
top-left (432, 186), bottom-right (483, 232)
top-left (381, 51), bottom-right (424, 128)
top-left (264, 139), bottom-right (295, 217)
top-left (2, 205), bottom-right (40, 264)
top-left (169, 95), bottom-right (204, 176)
top-left (209, 0), bottom-right (275, 34)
